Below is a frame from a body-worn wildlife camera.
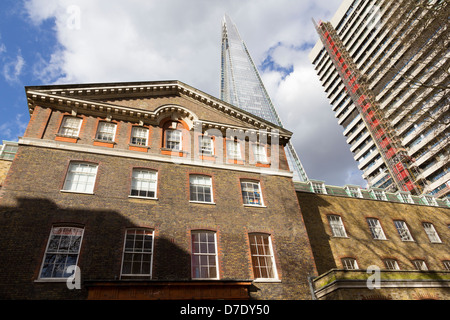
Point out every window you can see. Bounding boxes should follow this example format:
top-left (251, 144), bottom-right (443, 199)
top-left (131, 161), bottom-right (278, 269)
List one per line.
top-left (328, 215), bottom-right (347, 237)
top-left (226, 140), bottom-right (242, 160)
top-left (241, 181), bottom-right (263, 206)
top-left (249, 233), bottom-right (278, 280)
top-left (131, 127), bottom-right (149, 146)
top-left (367, 218), bottom-right (386, 240)
top-left (191, 231), bottom-right (218, 279)
top-left (0, 143), bottom-right (18, 160)
top-left (341, 258), bottom-right (358, 270)
top-left (443, 261), bottom-right (450, 271)
top-left (397, 192), bottom-right (413, 204)
top-left (422, 195), bottom-right (438, 206)
top-left (384, 259), bottom-right (400, 270)
top-left (95, 122), bottom-right (116, 142)
top-left (166, 130), bottom-right (182, 150)
top-left (130, 169), bottom-right (157, 199)
top-left (394, 220), bottom-right (414, 241)
top-left (121, 229), bottom-right (154, 278)
top-left (370, 189), bottom-right (387, 201)
top-left (345, 186), bottom-right (362, 198)
top-left (59, 116), bottom-right (82, 138)
top-left (62, 162), bottom-right (98, 194)
top-left (39, 227), bottom-right (84, 279)
top-left (199, 136), bottom-right (214, 156)
top-left (423, 222), bottom-right (442, 243)
top-left (190, 175), bottom-right (213, 203)
top-left (412, 259), bottom-right (428, 271)
top-left (252, 144), bottom-right (268, 163)
top-left (310, 181), bottom-right (327, 194)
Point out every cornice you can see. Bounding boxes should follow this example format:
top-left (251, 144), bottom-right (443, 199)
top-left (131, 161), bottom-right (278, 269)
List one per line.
top-left (25, 80), bottom-right (292, 141)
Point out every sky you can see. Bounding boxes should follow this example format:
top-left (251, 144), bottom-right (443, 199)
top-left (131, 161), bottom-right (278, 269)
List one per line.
top-left (0, 0), bottom-right (367, 188)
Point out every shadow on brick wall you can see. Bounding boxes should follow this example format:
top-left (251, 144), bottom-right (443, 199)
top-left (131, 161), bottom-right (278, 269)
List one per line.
top-left (0, 197), bottom-right (191, 299)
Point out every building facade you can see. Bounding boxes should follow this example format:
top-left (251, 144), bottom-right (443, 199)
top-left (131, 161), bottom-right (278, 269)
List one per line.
top-left (221, 14), bottom-right (309, 183)
top-left (296, 181), bottom-right (450, 300)
top-left (309, 0), bottom-right (449, 199)
top-left (0, 80), bottom-right (317, 300)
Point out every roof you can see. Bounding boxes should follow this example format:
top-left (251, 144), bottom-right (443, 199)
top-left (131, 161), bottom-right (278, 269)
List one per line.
top-left (295, 181), bottom-right (450, 209)
top-left (24, 80), bottom-right (293, 140)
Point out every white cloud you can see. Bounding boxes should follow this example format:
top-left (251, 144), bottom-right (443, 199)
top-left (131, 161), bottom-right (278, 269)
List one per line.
top-left (23, 0), bottom-right (367, 187)
top-left (2, 50), bottom-right (25, 84)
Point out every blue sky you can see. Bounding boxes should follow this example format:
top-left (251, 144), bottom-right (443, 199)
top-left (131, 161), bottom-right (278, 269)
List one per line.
top-left (0, 0), bottom-right (367, 187)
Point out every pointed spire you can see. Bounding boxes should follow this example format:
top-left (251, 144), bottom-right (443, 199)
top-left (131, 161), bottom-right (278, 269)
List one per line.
top-left (220, 15), bottom-right (309, 182)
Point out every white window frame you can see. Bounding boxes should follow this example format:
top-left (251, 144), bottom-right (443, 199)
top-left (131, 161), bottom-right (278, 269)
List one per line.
top-left (412, 259), bottom-right (428, 271)
top-left (345, 185), bottom-right (362, 198)
top-left (443, 261), bottom-right (450, 271)
top-left (241, 180), bottom-right (264, 206)
top-left (130, 127), bottom-right (149, 146)
top-left (396, 192), bottom-right (414, 204)
top-left (62, 162), bottom-right (98, 194)
top-left (252, 144), bottom-right (268, 163)
top-left (367, 218), bottom-right (386, 240)
top-left (39, 226), bottom-right (84, 280)
top-left (199, 135), bottom-right (214, 156)
top-left (191, 231), bottom-right (219, 280)
top-left (166, 129), bottom-right (182, 151)
top-left (384, 259), bottom-right (400, 270)
top-left (248, 233), bottom-right (278, 281)
top-left (309, 181), bottom-right (327, 194)
top-left (226, 140), bottom-right (242, 160)
top-left (95, 122), bottom-right (117, 142)
top-left (120, 229), bottom-right (154, 279)
top-left (341, 258), bottom-right (358, 270)
top-left (190, 175), bottom-right (214, 204)
top-left (421, 195), bottom-right (438, 206)
top-left (370, 189), bottom-right (387, 201)
top-left (328, 215), bottom-right (347, 237)
top-left (394, 220), bottom-right (414, 241)
top-left (423, 222), bottom-right (442, 243)
top-left (59, 116), bottom-right (82, 138)
top-left (129, 169), bottom-right (158, 199)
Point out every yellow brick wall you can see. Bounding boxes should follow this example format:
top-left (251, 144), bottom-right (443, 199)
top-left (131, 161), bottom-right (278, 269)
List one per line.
top-left (0, 159), bottom-right (12, 187)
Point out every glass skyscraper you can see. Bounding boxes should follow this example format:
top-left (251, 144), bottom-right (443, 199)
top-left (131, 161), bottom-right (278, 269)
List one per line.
top-left (221, 14), bottom-right (308, 182)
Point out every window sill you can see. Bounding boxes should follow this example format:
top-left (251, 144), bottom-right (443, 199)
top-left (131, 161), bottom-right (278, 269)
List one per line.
top-left (128, 196), bottom-right (158, 201)
top-left (243, 204), bottom-right (266, 208)
top-left (129, 145), bottom-right (150, 153)
top-left (60, 190), bottom-right (94, 195)
top-left (253, 279), bottom-right (281, 283)
top-left (34, 278), bottom-right (68, 283)
top-left (93, 140), bottom-right (116, 148)
top-left (55, 135), bottom-right (79, 143)
top-left (189, 201), bottom-right (216, 205)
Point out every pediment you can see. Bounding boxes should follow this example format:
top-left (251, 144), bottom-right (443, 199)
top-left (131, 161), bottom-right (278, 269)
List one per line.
top-left (25, 80), bottom-right (292, 140)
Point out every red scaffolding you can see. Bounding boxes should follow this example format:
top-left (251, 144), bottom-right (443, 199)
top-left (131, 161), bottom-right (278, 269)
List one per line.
top-left (314, 21), bottom-right (422, 195)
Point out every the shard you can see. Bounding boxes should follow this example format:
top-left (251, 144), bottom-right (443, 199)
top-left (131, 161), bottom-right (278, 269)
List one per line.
top-left (221, 14), bottom-right (308, 182)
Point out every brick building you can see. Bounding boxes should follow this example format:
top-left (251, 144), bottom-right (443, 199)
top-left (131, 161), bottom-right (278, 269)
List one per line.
top-left (0, 141), bottom-right (18, 190)
top-left (0, 80), bottom-right (317, 300)
top-left (296, 181), bottom-right (450, 300)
